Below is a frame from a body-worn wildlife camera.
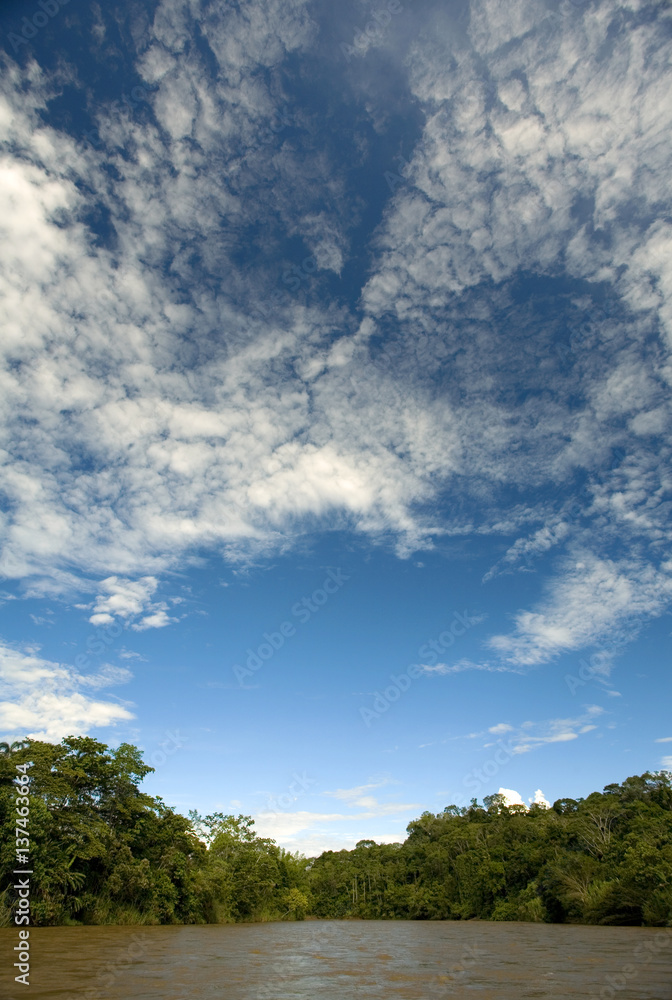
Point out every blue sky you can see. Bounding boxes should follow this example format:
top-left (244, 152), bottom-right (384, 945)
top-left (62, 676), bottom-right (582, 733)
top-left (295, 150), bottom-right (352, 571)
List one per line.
top-left (1, 0), bottom-right (671, 855)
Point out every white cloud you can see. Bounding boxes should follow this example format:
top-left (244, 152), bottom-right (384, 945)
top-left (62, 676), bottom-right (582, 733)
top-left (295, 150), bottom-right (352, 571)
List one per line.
top-left (483, 521), bottom-right (571, 581)
top-left (496, 709), bottom-right (605, 755)
top-left (257, 827), bottom-right (405, 858)
top-left (254, 809), bottom-right (354, 840)
top-left (0, 0), bottom-right (669, 679)
top-left (325, 779), bottom-right (393, 805)
top-left (488, 554), bottom-right (672, 667)
top-left (498, 787), bottom-right (525, 807)
top-left (118, 647), bottom-right (146, 660)
top-left (252, 795), bottom-right (419, 856)
top-left (419, 660), bottom-right (519, 675)
top-left (87, 576), bottom-right (177, 631)
top-left (529, 788), bottom-right (549, 808)
top-left (250, 774), bottom-right (419, 854)
top-left (358, 0), bottom-right (672, 664)
top-left (0, 642), bottom-right (134, 742)
top-left (489, 723), bottom-right (514, 734)
top-left (89, 576), bottom-right (158, 624)
top-left (322, 784), bottom-right (418, 818)
top-left (131, 609), bottom-right (175, 631)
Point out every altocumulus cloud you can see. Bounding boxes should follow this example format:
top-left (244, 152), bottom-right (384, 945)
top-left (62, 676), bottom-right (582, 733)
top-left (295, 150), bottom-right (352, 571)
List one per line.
top-left (0, 0), bottom-right (670, 696)
top-left (87, 576), bottom-right (177, 631)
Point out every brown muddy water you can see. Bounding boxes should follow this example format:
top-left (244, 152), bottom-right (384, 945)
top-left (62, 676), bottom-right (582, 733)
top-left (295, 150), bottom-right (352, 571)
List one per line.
top-left (1, 920), bottom-right (671, 999)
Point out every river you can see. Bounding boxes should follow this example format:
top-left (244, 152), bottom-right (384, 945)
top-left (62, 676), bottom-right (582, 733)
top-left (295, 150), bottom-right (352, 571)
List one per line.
top-left (2, 920), bottom-right (671, 999)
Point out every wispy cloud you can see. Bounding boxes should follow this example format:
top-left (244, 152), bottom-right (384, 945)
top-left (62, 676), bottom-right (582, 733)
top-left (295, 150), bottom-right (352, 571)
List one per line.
top-left (418, 659), bottom-right (520, 676)
top-left (253, 807), bottom-right (418, 851)
top-left (478, 707), bottom-right (606, 755)
top-left (325, 779), bottom-right (394, 804)
top-left (0, 0), bottom-right (670, 683)
top-left (0, 643), bottom-right (134, 741)
top-left (487, 555), bottom-right (672, 668)
top-left (488, 723), bottom-right (513, 735)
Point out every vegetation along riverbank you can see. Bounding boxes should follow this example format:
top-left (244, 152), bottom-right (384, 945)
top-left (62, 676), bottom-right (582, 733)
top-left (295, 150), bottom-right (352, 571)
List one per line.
top-left (1, 737), bottom-right (670, 927)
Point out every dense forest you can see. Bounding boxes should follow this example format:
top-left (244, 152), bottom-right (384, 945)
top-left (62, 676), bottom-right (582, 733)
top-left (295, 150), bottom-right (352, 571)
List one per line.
top-left (1, 737), bottom-right (671, 927)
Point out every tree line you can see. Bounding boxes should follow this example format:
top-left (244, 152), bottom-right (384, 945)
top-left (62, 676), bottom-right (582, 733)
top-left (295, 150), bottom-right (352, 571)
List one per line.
top-left (1, 737), bottom-right (670, 926)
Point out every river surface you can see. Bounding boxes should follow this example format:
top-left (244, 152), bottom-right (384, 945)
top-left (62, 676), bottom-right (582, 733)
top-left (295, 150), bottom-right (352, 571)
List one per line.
top-left (2, 920), bottom-right (671, 999)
